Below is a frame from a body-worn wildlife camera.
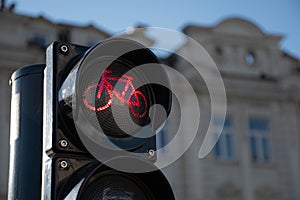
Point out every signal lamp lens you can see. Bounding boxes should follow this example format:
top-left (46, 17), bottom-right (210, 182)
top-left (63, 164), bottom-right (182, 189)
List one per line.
top-left (79, 172), bottom-right (154, 200)
top-left (78, 58), bottom-right (151, 138)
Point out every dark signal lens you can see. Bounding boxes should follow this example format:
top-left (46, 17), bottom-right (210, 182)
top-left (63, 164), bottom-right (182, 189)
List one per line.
top-left (79, 172), bottom-right (154, 200)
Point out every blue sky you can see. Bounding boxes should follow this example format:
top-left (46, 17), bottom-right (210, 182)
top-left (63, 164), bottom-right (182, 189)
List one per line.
top-left (7, 0), bottom-right (300, 58)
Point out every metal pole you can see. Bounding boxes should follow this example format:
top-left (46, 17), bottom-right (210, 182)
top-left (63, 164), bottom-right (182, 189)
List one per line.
top-left (8, 65), bottom-right (44, 200)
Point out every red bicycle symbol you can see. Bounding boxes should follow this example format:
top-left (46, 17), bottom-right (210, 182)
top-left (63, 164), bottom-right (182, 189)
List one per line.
top-left (82, 69), bottom-right (148, 118)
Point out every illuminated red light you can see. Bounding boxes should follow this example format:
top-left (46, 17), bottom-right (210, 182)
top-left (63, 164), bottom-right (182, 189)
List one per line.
top-left (82, 70), bottom-right (148, 118)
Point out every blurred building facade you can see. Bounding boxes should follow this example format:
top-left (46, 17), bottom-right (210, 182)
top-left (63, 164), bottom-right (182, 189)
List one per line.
top-left (163, 18), bottom-right (300, 200)
top-left (0, 11), bottom-right (109, 199)
top-left (1, 10), bottom-right (300, 200)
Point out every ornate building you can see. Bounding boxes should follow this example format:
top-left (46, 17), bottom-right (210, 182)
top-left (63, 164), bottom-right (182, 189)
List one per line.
top-left (163, 18), bottom-right (300, 200)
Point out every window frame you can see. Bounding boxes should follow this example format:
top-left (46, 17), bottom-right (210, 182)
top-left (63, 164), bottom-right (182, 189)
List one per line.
top-left (213, 116), bottom-right (235, 161)
top-left (248, 117), bottom-right (272, 164)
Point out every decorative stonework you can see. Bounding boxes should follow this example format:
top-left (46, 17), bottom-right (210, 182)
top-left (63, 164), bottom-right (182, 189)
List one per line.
top-left (255, 186), bottom-right (280, 200)
top-left (216, 182), bottom-right (242, 200)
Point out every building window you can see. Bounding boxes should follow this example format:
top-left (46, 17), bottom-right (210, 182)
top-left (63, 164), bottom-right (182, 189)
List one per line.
top-left (248, 118), bottom-right (271, 163)
top-left (27, 33), bottom-right (47, 49)
top-left (59, 29), bottom-right (70, 42)
top-left (215, 46), bottom-right (223, 56)
top-left (245, 50), bottom-right (256, 65)
top-left (214, 117), bottom-right (235, 160)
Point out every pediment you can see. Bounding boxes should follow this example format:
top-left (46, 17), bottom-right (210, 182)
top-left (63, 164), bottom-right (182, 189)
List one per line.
top-left (214, 17), bottom-right (265, 37)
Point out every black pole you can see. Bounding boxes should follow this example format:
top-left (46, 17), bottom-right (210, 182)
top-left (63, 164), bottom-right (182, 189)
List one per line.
top-left (8, 65), bottom-right (44, 200)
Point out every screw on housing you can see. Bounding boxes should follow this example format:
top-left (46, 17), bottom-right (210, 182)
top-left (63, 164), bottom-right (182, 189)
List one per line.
top-left (59, 160), bottom-right (68, 169)
top-left (148, 149), bottom-right (155, 157)
top-left (59, 139), bottom-right (68, 148)
top-left (60, 45), bottom-right (69, 54)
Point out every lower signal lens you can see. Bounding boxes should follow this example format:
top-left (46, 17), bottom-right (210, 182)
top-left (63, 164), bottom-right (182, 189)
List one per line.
top-left (79, 171), bottom-right (154, 200)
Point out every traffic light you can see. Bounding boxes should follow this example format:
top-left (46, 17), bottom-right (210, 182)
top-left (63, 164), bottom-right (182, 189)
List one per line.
top-left (41, 38), bottom-right (174, 199)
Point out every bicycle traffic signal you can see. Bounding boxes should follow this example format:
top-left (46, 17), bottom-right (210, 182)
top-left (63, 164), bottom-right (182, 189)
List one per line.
top-left (41, 38), bottom-right (174, 199)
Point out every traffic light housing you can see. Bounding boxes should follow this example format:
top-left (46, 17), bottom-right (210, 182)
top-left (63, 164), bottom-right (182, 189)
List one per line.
top-left (41, 38), bottom-right (174, 199)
